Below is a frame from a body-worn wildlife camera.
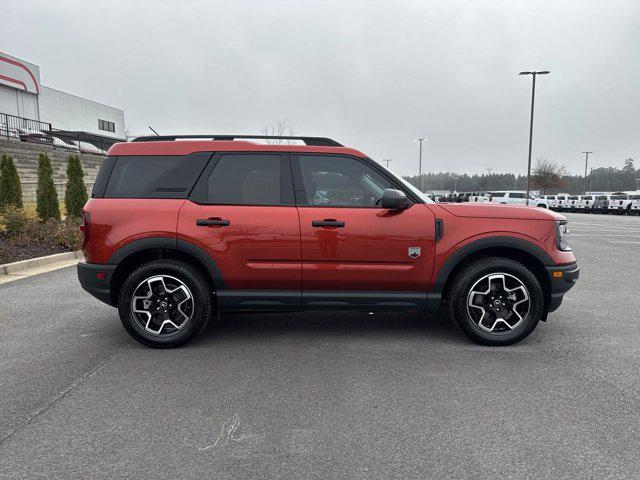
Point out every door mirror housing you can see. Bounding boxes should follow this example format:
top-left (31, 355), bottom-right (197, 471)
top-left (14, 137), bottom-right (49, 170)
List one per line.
top-left (381, 189), bottom-right (410, 210)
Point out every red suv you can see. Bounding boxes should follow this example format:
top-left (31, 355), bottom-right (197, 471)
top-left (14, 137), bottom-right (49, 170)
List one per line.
top-left (77, 135), bottom-right (579, 347)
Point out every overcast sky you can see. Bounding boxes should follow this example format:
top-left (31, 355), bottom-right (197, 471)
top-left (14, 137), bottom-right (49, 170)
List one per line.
top-left (5, 0), bottom-right (640, 176)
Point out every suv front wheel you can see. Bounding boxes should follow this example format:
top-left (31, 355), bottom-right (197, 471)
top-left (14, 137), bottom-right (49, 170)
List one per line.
top-left (447, 257), bottom-right (544, 346)
top-left (118, 259), bottom-right (213, 347)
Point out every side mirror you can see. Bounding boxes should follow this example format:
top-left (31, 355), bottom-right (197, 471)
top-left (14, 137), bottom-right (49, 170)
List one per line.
top-left (381, 189), bottom-right (410, 210)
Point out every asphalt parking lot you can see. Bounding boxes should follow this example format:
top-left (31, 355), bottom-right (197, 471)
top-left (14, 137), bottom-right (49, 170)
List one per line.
top-left (1, 212), bottom-right (639, 479)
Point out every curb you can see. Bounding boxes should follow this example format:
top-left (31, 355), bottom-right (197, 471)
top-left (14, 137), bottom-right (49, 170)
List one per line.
top-left (0, 250), bottom-right (83, 276)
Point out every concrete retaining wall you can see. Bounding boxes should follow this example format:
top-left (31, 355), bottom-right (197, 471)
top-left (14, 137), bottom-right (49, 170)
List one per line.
top-left (0, 138), bottom-right (104, 203)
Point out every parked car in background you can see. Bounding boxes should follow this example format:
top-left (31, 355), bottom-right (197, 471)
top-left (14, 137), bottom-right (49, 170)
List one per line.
top-left (538, 195), bottom-right (556, 209)
top-left (592, 195), bottom-right (610, 213)
top-left (52, 137), bottom-right (81, 152)
top-left (469, 192), bottom-right (483, 202)
top-left (553, 194), bottom-right (570, 211)
top-left (483, 191), bottom-right (548, 208)
top-left (630, 195), bottom-right (640, 215)
top-left (607, 194), bottom-right (631, 214)
top-left (17, 128), bottom-right (54, 145)
top-left (565, 195), bottom-right (581, 212)
top-left (578, 195), bottom-right (595, 212)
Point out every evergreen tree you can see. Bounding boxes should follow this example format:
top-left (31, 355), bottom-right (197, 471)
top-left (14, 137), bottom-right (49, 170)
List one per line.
top-left (36, 153), bottom-right (60, 221)
top-left (64, 155), bottom-right (88, 218)
top-left (0, 154), bottom-right (23, 209)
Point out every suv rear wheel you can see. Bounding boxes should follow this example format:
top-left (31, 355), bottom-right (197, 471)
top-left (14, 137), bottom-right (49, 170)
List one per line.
top-left (118, 259), bottom-right (213, 347)
top-left (447, 257), bottom-right (544, 346)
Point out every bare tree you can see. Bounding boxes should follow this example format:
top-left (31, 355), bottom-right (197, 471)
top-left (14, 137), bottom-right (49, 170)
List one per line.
top-left (262, 119), bottom-right (295, 144)
top-left (531, 158), bottom-right (568, 194)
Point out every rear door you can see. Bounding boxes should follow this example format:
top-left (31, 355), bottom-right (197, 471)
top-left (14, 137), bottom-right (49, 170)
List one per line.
top-left (178, 152), bottom-right (301, 309)
top-left (292, 154), bottom-right (434, 308)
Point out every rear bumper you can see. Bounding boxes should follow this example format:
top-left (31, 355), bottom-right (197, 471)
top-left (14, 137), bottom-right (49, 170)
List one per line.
top-left (545, 262), bottom-right (580, 312)
top-left (77, 261), bottom-right (117, 306)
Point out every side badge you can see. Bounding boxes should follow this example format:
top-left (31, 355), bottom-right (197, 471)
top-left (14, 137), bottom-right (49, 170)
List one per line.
top-left (408, 247), bottom-right (421, 259)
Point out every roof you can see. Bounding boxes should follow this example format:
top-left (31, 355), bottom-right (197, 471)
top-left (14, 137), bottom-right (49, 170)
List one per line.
top-left (108, 140), bottom-right (367, 158)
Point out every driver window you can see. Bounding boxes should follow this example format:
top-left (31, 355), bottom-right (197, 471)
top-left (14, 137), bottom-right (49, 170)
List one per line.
top-left (297, 155), bottom-right (393, 207)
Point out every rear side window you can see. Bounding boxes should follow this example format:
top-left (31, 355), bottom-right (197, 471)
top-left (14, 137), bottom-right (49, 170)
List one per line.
top-left (191, 153), bottom-right (293, 206)
top-left (489, 192), bottom-right (505, 198)
top-left (208, 154), bottom-right (280, 205)
top-left (104, 154), bottom-right (210, 198)
top-left (92, 156), bottom-right (116, 198)
top-left (510, 192), bottom-right (524, 198)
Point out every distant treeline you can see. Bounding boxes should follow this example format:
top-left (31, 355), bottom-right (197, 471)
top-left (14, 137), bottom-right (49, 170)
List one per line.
top-left (403, 159), bottom-right (639, 194)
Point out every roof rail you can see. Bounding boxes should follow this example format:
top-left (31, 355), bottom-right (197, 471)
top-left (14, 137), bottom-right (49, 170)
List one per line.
top-left (130, 134), bottom-right (343, 147)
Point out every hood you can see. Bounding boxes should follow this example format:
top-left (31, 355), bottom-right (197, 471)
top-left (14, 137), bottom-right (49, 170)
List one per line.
top-left (438, 203), bottom-right (565, 221)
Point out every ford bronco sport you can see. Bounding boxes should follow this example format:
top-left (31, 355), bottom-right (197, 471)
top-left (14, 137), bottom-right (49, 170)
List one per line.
top-left (77, 135), bottom-right (579, 347)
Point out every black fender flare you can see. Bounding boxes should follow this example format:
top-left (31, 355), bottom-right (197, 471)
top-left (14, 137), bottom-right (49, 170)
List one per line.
top-left (108, 237), bottom-right (226, 290)
top-left (426, 236), bottom-right (553, 311)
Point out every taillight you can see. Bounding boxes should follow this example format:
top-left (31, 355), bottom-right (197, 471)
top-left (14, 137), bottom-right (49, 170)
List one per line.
top-left (81, 211), bottom-right (91, 251)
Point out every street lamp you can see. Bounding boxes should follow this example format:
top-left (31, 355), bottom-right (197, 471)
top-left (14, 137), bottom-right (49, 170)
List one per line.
top-left (589, 167), bottom-right (595, 193)
top-left (414, 138), bottom-right (427, 191)
top-left (519, 70), bottom-right (550, 205)
top-left (451, 175), bottom-right (459, 193)
top-left (582, 151), bottom-right (593, 194)
top-left (382, 158), bottom-right (392, 169)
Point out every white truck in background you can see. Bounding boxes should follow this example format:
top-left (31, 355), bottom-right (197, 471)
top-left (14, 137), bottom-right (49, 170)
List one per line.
top-left (482, 191), bottom-right (548, 208)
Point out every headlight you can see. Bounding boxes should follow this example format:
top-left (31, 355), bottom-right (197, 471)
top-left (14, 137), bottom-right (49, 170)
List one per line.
top-left (557, 221), bottom-right (571, 251)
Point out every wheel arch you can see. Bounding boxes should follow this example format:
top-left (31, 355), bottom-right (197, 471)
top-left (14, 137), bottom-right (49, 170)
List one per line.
top-left (430, 237), bottom-right (553, 313)
top-left (108, 237), bottom-right (226, 305)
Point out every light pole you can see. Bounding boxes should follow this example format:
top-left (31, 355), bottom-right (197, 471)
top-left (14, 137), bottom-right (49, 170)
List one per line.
top-left (519, 70), bottom-right (550, 205)
top-left (582, 151), bottom-right (593, 194)
top-left (589, 167), bottom-right (595, 193)
top-left (451, 175), bottom-right (459, 193)
top-left (636, 178), bottom-right (640, 191)
top-left (414, 138), bottom-right (427, 191)
top-left (382, 158), bottom-right (392, 169)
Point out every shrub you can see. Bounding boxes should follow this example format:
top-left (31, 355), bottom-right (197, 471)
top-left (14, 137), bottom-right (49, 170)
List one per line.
top-left (64, 155), bottom-right (88, 219)
top-left (53, 218), bottom-right (83, 250)
top-left (0, 154), bottom-right (23, 210)
top-left (0, 205), bottom-right (29, 237)
top-left (36, 153), bottom-right (60, 221)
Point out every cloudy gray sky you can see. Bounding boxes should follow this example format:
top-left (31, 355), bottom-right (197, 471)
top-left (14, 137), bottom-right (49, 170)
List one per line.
top-left (5, 0), bottom-right (640, 176)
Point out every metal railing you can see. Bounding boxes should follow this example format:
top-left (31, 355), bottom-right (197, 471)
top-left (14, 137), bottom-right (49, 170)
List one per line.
top-left (0, 112), bottom-right (52, 142)
top-left (0, 112), bottom-right (108, 154)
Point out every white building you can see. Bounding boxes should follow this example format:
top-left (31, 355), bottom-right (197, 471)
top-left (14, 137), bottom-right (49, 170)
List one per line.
top-left (0, 51), bottom-right (125, 149)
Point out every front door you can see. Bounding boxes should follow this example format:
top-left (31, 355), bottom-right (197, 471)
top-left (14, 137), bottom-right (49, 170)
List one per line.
top-left (178, 152), bottom-right (301, 309)
top-left (292, 154), bottom-right (435, 309)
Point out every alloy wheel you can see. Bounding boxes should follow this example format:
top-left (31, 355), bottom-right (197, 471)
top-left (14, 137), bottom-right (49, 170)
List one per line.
top-left (131, 275), bottom-right (194, 336)
top-left (466, 273), bottom-right (530, 333)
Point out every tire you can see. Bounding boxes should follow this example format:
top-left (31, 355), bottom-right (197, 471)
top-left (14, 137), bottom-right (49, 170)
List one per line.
top-left (447, 257), bottom-right (544, 346)
top-left (536, 204), bottom-right (546, 208)
top-left (118, 259), bottom-right (214, 347)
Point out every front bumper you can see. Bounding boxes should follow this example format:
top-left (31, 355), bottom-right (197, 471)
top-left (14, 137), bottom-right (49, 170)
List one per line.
top-left (545, 262), bottom-right (580, 313)
top-left (77, 261), bottom-right (117, 306)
